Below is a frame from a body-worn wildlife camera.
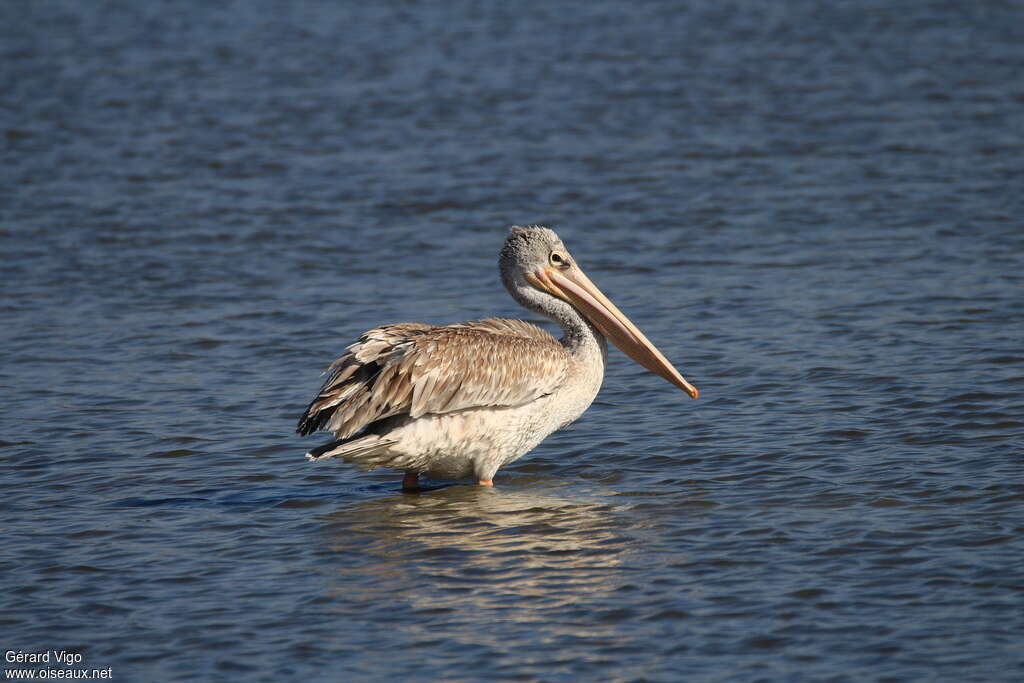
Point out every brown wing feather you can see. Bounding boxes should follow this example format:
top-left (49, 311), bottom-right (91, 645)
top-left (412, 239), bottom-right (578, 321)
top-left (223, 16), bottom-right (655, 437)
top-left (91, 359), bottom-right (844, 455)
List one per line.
top-left (296, 318), bottom-right (569, 439)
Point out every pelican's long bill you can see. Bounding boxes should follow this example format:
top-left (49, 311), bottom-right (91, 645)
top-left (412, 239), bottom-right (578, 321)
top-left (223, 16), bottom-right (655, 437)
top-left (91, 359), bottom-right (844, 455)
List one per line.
top-left (527, 266), bottom-right (699, 399)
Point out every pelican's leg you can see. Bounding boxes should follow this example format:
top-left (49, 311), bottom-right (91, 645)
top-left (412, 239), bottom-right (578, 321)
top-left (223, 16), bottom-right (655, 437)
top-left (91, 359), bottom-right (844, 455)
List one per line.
top-left (475, 463), bottom-right (497, 487)
top-left (402, 471), bottom-right (420, 491)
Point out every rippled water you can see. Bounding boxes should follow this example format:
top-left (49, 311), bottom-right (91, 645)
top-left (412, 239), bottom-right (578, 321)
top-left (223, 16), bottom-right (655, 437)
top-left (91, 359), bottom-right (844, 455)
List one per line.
top-left (3, 1), bottom-right (1023, 680)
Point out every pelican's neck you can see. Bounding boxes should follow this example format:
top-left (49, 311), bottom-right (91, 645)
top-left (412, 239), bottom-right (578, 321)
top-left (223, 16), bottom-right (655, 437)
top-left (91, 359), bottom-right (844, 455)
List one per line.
top-left (551, 300), bottom-right (608, 362)
top-left (508, 282), bottom-right (608, 366)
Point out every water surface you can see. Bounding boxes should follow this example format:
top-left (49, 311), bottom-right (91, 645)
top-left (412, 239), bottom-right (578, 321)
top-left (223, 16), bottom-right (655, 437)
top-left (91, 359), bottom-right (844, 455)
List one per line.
top-left (2, 1), bottom-right (1023, 680)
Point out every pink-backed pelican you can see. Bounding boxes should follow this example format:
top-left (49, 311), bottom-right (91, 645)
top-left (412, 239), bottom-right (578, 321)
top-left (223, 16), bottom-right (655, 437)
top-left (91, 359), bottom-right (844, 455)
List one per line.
top-left (297, 226), bottom-right (698, 490)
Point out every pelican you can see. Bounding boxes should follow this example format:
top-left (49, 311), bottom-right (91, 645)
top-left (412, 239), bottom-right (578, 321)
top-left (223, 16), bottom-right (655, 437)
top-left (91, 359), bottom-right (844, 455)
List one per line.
top-left (297, 225), bottom-right (698, 490)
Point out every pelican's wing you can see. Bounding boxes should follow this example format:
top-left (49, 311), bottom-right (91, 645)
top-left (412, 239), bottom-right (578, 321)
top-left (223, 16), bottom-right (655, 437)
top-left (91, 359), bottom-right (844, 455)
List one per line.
top-left (296, 318), bottom-right (569, 439)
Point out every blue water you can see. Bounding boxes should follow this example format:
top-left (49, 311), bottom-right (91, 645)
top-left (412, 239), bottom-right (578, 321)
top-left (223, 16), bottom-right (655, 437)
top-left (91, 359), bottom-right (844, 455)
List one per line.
top-left (3, 1), bottom-right (1023, 680)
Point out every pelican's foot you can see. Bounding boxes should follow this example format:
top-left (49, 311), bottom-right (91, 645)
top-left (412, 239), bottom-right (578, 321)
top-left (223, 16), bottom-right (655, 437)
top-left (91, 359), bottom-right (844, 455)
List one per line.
top-left (402, 471), bottom-right (420, 491)
top-left (477, 478), bottom-right (494, 487)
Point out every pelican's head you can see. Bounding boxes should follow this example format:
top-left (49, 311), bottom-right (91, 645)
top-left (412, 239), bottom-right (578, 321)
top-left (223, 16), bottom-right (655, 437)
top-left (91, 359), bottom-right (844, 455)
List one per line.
top-left (500, 225), bottom-right (698, 399)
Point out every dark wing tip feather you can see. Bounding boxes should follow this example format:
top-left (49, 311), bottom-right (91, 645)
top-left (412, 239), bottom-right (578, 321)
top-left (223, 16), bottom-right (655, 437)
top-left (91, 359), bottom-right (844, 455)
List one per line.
top-left (296, 358), bottom-right (356, 436)
top-left (296, 403), bottom-right (335, 436)
top-left (296, 358), bottom-right (386, 436)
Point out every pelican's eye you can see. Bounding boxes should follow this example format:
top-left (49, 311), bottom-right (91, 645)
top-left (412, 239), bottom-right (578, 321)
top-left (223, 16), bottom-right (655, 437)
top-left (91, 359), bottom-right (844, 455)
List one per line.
top-left (549, 251), bottom-right (570, 269)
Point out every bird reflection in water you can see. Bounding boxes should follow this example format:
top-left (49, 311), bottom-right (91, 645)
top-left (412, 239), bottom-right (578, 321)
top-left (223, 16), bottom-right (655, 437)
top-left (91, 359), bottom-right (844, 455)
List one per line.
top-left (317, 485), bottom-right (628, 620)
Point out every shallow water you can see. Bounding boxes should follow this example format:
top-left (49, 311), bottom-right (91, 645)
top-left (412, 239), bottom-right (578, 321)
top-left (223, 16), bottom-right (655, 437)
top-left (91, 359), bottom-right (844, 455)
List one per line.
top-left (2, 1), bottom-right (1023, 680)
